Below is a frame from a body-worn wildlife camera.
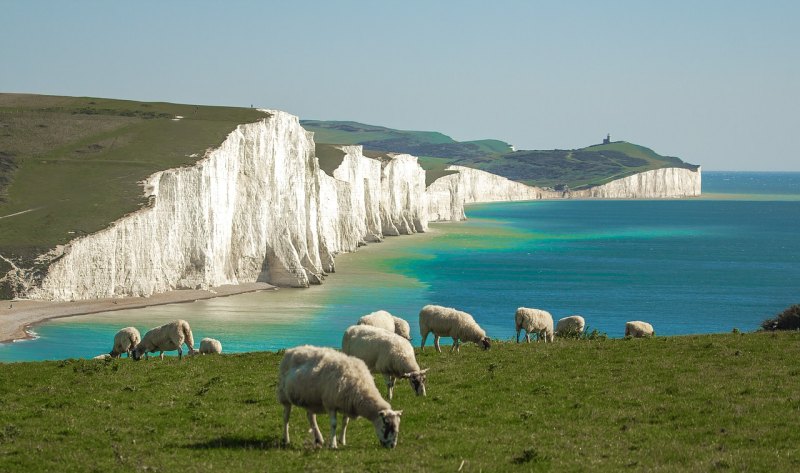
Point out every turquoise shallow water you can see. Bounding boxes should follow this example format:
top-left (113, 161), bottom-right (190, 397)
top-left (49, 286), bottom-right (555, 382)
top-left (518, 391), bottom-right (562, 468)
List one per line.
top-left (2, 171), bottom-right (799, 361)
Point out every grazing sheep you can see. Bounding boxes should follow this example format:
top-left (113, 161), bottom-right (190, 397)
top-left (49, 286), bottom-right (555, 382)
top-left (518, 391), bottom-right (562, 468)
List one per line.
top-left (131, 319), bottom-right (196, 360)
top-left (392, 316), bottom-right (412, 341)
top-left (199, 337), bottom-right (222, 355)
top-left (93, 354), bottom-right (111, 360)
top-left (109, 326), bottom-right (141, 358)
top-left (277, 345), bottom-right (403, 449)
top-left (357, 310), bottom-right (412, 340)
top-left (555, 315), bottom-right (586, 337)
top-left (342, 325), bottom-right (428, 400)
top-left (515, 307), bottom-right (554, 343)
top-left (419, 304), bottom-right (491, 352)
top-left (625, 321), bottom-right (655, 338)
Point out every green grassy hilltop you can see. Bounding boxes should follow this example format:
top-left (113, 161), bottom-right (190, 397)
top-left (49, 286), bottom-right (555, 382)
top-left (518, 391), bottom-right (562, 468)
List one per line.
top-left (1, 332), bottom-right (798, 472)
top-left (0, 94), bottom-right (263, 294)
top-left (301, 120), bottom-right (699, 189)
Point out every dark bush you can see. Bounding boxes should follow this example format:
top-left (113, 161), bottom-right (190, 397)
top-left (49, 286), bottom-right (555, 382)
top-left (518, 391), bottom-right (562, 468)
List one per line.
top-left (761, 304), bottom-right (800, 331)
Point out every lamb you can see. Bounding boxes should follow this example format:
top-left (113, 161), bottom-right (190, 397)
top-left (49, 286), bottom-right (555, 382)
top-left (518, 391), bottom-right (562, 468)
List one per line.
top-left (109, 326), bottom-right (141, 358)
top-left (277, 345), bottom-right (403, 449)
top-left (515, 307), bottom-right (555, 343)
top-left (625, 320), bottom-right (655, 338)
top-left (419, 304), bottom-right (491, 352)
top-left (131, 319), bottom-right (196, 360)
top-left (198, 337), bottom-right (222, 354)
top-left (555, 315), bottom-right (586, 337)
top-left (357, 310), bottom-right (412, 340)
top-left (342, 325), bottom-right (428, 400)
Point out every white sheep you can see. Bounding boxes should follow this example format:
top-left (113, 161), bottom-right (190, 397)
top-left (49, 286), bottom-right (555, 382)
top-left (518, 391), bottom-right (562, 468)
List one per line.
top-left (625, 320), bottom-right (655, 338)
top-left (342, 325), bottom-right (428, 400)
top-left (277, 345), bottom-right (403, 449)
top-left (199, 337), bottom-right (222, 355)
top-left (131, 319), bottom-right (196, 360)
top-left (357, 310), bottom-right (412, 340)
top-left (555, 315), bottom-right (586, 337)
top-left (515, 307), bottom-right (554, 343)
top-left (419, 304), bottom-right (491, 352)
top-left (109, 326), bottom-right (141, 358)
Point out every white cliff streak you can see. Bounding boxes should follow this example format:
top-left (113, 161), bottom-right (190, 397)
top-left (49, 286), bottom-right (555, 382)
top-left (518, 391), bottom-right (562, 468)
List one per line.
top-left (25, 111), bottom-right (701, 301)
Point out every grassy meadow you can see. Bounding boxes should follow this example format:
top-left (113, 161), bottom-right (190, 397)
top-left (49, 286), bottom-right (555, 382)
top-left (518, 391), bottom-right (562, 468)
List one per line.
top-left (1, 331), bottom-right (799, 472)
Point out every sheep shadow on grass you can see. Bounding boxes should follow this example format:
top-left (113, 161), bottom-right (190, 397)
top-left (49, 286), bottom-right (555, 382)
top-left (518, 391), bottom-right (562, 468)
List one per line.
top-left (183, 434), bottom-right (284, 451)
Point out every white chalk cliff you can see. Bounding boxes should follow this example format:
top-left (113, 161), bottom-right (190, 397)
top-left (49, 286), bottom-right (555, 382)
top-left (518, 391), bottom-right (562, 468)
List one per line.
top-left (22, 111), bottom-right (701, 301)
top-left (426, 165), bottom-right (563, 221)
top-left (570, 167), bottom-right (702, 199)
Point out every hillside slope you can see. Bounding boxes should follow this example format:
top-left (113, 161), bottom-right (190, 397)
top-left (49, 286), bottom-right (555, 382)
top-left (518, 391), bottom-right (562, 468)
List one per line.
top-left (301, 120), bottom-right (699, 189)
top-left (0, 94), bottom-right (264, 293)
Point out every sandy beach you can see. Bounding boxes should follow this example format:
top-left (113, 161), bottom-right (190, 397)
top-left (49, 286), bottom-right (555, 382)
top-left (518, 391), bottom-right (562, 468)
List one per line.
top-left (0, 282), bottom-right (275, 343)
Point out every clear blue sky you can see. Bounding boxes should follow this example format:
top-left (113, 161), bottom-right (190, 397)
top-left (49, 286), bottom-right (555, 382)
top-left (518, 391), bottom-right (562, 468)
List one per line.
top-left (2, 0), bottom-right (798, 170)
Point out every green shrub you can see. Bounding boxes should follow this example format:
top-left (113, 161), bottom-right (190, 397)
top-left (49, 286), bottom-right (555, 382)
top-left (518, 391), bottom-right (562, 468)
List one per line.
top-left (557, 325), bottom-right (607, 341)
top-left (761, 304), bottom-right (800, 331)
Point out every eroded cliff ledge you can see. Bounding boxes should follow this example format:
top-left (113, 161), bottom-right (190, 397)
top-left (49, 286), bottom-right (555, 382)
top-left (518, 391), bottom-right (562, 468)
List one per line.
top-left (16, 111), bottom-right (700, 301)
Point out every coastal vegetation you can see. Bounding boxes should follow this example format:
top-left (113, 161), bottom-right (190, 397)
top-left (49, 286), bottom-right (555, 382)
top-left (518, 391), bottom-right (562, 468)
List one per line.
top-left (1, 331), bottom-right (798, 471)
top-left (301, 120), bottom-right (700, 189)
top-left (761, 303), bottom-right (800, 331)
top-left (0, 94), bottom-right (263, 296)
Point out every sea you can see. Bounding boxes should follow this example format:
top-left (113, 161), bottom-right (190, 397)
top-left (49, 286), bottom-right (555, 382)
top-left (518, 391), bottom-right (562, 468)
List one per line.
top-left (2, 171), bottom-right (799, 362)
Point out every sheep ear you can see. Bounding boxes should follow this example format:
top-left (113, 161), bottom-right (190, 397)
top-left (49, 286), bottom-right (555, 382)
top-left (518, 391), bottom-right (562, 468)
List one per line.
top-left (419, 368), bottom-right (429, 375)
top-left (395, 410), bottom-right (403, 417)
top-left (400, 372), bottom-right (412, 379)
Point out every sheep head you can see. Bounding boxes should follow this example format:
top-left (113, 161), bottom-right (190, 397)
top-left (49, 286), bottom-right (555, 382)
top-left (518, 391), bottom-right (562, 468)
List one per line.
top-left (131, 345), bottom-right (146, 361)
top-left (373, 409), bottom-right (402, 448)
top-left (480, 337), bottom-right (492, 350)
top-left (402, 368), bottom-right (429, 396)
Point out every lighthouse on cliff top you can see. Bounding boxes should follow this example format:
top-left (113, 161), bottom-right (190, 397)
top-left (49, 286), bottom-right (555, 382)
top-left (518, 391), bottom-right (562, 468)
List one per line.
top-left (603, 133), bottom-right (611, 145)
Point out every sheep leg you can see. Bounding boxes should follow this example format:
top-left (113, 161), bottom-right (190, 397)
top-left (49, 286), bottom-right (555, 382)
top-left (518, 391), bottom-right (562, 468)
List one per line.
top-left (177, 346), bottom-right (183, 360)
top-left (384, 374), bottom-right (395, 401)
top-left (434, 335), bottom-right (441, 353)
top-left (341, 416), bottom-right (350, 446)
top-left (525, 332), bottom-right (531, 343)
top-left (451, 338), bottom-right (460, 352)
top-left (328, 410), bottom-right (338, 449)
top-left (282, 404), bottom-right (291, 444)
top-left (516, 327), bottom-right (521, 343)
top-left (420, 331), bottom-right (429, 351)
top-left (159, 351), bottom-right (165, 360)
top-left (307, 411), bottom-right (324, 446)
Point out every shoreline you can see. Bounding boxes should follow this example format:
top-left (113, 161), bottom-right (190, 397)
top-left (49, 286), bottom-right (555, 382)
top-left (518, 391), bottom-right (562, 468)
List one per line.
top-left (0, 282), bottom-right (275, 344)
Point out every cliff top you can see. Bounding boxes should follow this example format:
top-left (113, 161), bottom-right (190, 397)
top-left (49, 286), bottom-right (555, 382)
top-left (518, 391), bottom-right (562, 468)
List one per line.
top-left (0, 93), bottom-right (264, 285)
top-left (301, 120), bottom-right (699, 189)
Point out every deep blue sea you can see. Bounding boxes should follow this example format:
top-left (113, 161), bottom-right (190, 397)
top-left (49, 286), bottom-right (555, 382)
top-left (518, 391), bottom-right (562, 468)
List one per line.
top-left (2, 171), bottom-right (799, 361)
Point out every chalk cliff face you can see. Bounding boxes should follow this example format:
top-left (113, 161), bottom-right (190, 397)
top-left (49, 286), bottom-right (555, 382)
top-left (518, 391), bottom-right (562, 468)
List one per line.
top-left (570, 167), bottom-right (702, 199)
top-left (28, 112), bottom-right (429, 300)
top-left (427, 165), bottom-right (562, 222)
top-left (23, 110), bottom-right (702, 301)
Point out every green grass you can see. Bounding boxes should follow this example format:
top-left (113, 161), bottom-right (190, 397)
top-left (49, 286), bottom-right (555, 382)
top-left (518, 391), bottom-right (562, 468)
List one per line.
top-left (0, 94), bottom-right (264, 290)
top-left (314, 144), bottom-right (347, 176)
top-left (1, 332), bottom-right (799, 472)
